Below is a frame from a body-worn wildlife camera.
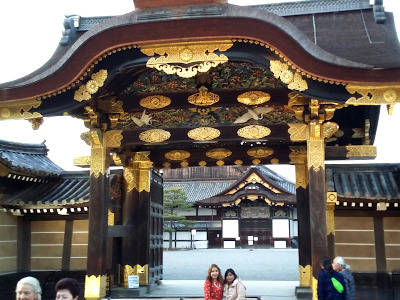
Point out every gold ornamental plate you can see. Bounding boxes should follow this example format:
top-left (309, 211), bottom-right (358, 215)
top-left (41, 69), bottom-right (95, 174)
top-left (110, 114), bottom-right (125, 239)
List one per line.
top-left (187, 127), bottom-right (220, 141)
top-left (237, 125), bottom-right (271, 139)
top-left (139, 129), bottom-right (171, 143)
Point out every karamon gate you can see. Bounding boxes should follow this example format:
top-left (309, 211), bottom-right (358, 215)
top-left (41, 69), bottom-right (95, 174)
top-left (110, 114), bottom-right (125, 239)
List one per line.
top-left (1, 0), bottom-right (400, 299)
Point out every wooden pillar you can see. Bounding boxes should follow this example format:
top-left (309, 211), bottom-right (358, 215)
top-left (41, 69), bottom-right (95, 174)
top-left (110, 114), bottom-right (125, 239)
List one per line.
top-left (307, 120), bottom-right (328, 298)
top-left (17, 217), bottom-right (31, 271)
top-left (121, 152), bottom-right (153, 287)
top-left (61, 219), bottom-right (74, 270)
top-left (290, 146), bottom-right (312, 299)
top-left (84, 131), bottom-right (110, 300)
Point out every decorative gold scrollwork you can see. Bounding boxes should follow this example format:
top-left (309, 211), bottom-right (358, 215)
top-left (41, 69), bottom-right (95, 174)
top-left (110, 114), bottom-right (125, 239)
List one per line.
top-left (346, 84), bottom-right (400, 105)
top-left (270, 60), bottom-right (308, 91)
top-left (206, 148), bottom-right (232, 160)
top-left (165, 150), bottom-right (191, 161)
top-left (237, 91), bottom-right (271, 105)
top-left (0, 98), bottom-right (42, 120)
top-left (140, 95), bottom-right (171, 109)
top-left (187, 127), bottom-right (220, 141)
top-left (140, 40), bottom-right (233, 78)
top-left (139, 129), bottom-right (170, 143)
top-left (188, 86), bottom-right (220, 106)
top-left (237, 125), bottom-right (271, 139)
top-left (74, 69), bottom-right (108, 102)
top-left (247, 147), bottom-right (274, 158)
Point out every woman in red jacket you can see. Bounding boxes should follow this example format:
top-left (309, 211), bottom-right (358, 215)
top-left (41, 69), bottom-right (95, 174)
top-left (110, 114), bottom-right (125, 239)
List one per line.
top-left (204, 264), bottom-right (224, 300)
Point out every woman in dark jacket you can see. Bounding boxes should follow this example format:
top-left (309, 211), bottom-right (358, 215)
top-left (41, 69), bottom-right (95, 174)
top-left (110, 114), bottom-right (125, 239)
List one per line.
top-left (317, 256), bottom-right (347, 300)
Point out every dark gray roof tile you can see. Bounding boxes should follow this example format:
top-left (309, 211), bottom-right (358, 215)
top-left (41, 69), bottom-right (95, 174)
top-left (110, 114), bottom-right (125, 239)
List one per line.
top-left (0, 139), bottom-right (64, 176)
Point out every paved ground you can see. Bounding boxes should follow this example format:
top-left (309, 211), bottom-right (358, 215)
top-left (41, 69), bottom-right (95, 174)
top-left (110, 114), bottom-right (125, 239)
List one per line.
top-left (163, 248), bottom-right (299, 281)
top-left (108, 249), bottom-right (300, 300)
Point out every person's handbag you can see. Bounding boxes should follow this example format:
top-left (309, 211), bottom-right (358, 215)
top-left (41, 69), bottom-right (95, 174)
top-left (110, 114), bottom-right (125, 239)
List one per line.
top-left (330, 276), bottom-right (344, 293)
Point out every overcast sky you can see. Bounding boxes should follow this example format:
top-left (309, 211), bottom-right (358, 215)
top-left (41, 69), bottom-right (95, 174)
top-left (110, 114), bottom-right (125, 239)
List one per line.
top-left (0, 0), bottom-right (399, 180)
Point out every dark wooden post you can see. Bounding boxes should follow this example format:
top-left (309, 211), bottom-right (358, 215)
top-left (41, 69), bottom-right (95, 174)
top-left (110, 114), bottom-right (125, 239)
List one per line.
top-left (17, 217), bottom-right (31, 271)
top-left (121, 152), bottom-right (153, 286)
top-left (290, 146), bottom-right (312, 299)
top-left (307, 120), bottom-right (328, 296)
top-left (84, 131), bottom-right (110, 300)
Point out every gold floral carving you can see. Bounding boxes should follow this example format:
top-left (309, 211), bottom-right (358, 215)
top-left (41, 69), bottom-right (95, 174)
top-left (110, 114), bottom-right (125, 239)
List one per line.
top-left (252, 159), bottom-right (261, 165)
top-left (234, 160), bottom-right (243, 165)
top-left (74, 69), bottom-right (108, 102)
top-left (199, 161), bottom-right (207, 166)
top-left (346, 145), bottom-right (377, 158)
top-left (105, 130), bottom-right (123, 148)
top-left (84, 275), bottom-right (107, 299)
top-left (299, 265), bottom-right (312, 287)
top-left (237, 91), bottom-right (271, 105)
top-left (181, 161), bottom-right (189, 167)
top-left (206, 148), bottom-right (232, 160)
top-left (270, 60), bottom-right (308, 91)
top-left (163, 162), bottom-right (171, 167)
top-left (188, 86), bottom-right (219, 106)
top-left (247, 147), bottom-right (274, 158)
top-left (326, 192), bottom-right (337, 235)
top-left (165, 150), bottom-right (191, 161)
top-left (0, 98), bottom-right (42, 120)
top-left (139, 129), bottom-right (170, 143)
top-left (237, 125), bottom-right (271, 139)
top-left (108, 209), bottom-right (115, 226)
top-left (187, 127), bottom-right (220, 141)
top-left (140, 95), bottom-right (171, 109)
top-left (123, 167), bottom-right (136, 192)
top-left (346, 84), bottom-right (400, 105)
top-left (140, 40), bottom-right (233, 78)
top-left (73, 156), bottom-right (91, 167)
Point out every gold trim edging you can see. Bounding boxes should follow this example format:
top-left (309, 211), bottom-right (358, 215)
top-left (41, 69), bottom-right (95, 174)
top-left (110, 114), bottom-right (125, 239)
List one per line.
top-left (326, 192), bottom-right (337, 235)
top-left (299, 265), bottom-right (312, 287)
top-left (84, 275), bottom-right (107, 299)
top-left (346, 145), bottom-right (377, 158)
top-left (122, 264), bottom-right (149, 286)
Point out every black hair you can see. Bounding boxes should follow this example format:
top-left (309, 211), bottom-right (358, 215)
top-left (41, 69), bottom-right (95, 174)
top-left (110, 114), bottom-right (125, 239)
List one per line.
top-left (224, 268), bottom-right (238, 282)
top-left (320, 256), bottom-right (334, 274)
top-left (55, 278), bottom-right (80, 298)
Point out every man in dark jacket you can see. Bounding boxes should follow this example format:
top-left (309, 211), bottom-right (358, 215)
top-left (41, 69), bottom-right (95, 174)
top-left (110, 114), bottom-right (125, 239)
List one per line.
top-left (333, 256), bottom-right (356, 300)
